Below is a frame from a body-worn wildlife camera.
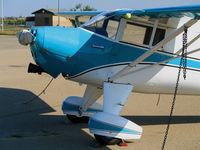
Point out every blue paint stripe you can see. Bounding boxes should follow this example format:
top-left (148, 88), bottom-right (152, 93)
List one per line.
top-left (69, 58), bottom-right (200, 78)
top-left (89, 118), bottom-right (141, 135)
top-left (167, 58), bottom-right (200, 69)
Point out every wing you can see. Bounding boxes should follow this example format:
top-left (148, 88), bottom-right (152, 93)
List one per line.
top-left (56, 5), bottom-right (200, 20)
top-left (116, 5), bottom-right (200, 19)
top-left (56, 11), bottom-right (103, 19)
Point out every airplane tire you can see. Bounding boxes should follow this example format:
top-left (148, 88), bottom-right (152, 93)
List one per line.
top-left (66, 114), bottom-right (89, 123)
top-left (94, 134), bottom-right (122, 145)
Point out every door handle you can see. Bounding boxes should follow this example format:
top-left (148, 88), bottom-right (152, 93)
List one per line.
top-left (92, 45), bottom-right (105, 50)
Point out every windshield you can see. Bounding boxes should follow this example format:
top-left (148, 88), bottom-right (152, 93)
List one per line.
top-left (81, 11), bottom-right (116, 27)
top-left (81, 11), bottom-right (120, 40)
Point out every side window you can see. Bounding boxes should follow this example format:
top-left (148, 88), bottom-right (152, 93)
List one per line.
top-left (122, 22), bottom-right (165, 46)
top-left (143, 27), bottom-right (165, 46)
top-left (78, 16), bottom-right (93, 26)
top-left (84, 19), bottom-right (108, 37)
top-left (122, 22), bottom-right (146, 45)
top-left (153, 28), bottom-right (165, 46)
top-left (106, 20), bottom-right (119, 40)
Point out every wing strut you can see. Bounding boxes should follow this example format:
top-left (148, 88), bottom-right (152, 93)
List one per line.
top-left (119, 32), bottom-right (200, 77)
top-left (123, 48), bottom-right (200, 77)
top-left (108, 19), bottom-right (198, 82)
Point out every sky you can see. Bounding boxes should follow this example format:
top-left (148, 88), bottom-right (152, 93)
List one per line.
top-left (0, 0), bottom-right (200, 17)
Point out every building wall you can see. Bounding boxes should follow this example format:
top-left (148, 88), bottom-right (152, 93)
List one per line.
top-left (35, 14), bottom-right (53, 26)
top-left (26, 21), bottom-right (35, 28)
top-left (52, 16), bottom-right (72, 27)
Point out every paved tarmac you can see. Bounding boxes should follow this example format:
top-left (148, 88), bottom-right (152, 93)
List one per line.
top-left (0, 35), bottom-right (200, 150)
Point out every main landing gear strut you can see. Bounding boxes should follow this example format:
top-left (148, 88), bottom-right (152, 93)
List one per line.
top-left (62, 82), bottom-right (142, 146)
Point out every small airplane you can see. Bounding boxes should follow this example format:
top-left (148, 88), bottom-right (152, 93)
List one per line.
top-left (17, 5), bottom-right (200, 146)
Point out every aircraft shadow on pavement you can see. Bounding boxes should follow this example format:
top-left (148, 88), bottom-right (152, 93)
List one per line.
top-left (0, 88), bottom-right (111, 150)
top-left (124, 115), bottom-right (200, 125)
top-left (2, 88), bottom-right (199, 149)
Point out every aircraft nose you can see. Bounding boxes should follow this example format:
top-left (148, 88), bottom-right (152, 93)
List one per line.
top-left (32, 27), bottom-right (45, 50)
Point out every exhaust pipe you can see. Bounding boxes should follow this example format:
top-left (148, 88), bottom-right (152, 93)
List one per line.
top-left (28, 63), bottom-right (45, 75)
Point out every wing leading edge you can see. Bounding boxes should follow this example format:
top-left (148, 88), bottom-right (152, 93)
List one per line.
top-left (56, 5), bottom-right (200, 21)
top-left (56, 11), bottom-right (103, 19)
top-left (116, 5), bottom-right (200, 19)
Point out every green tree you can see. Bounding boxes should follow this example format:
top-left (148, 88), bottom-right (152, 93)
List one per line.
top-left (82, 5), bottom-right (97, 11)
top-left (70, 3), bottom-right (96, 11)
top-left (69, 3), bottom-right (97, 27)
